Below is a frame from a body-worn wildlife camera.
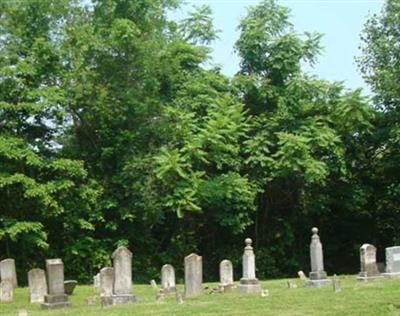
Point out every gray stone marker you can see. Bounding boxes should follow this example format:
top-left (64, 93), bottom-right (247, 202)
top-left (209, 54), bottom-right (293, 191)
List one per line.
top-left (238, 238), bottom-right (262, 294)
top-left (219, 259), bottom-right (234, 291)
top-left (357, 243), bottom-right (383, 281)
top-left (332, 274), bottom-right (341, 293)
top-left (161, 264), bottom-right (176, 293)
top-left (100, 267), bottom-right (114, 299)
top-left (0, 258), bottom-right (17, 288)
top-left (64, 280), bottom-right (77, 295)
top-left (41, 259), bottom-right (69, 309)
top-left (287, 280), bottom-right (297, 289)
top-left (93, 273), bottom-right (100, 293)
top-left (383, 246), bottom-right (400, 278)
top-left (305, 228), bottom-right (331, 287)
top-left (297, 270), bottom-right (307, 282)
top-left (0, 279), bottom-right (13, 302)
top-left (184, 253), bottom-right (203, 298)
top-left (28, 268), bottom-right (47, 303)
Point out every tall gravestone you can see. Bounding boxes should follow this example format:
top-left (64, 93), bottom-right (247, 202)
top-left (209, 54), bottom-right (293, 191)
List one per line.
top-left (0, 259), bottom-right (17, 288)
top-left (383, 246), bottom-right (400, 278)
top-left (219, 259), bottom-right (234, 291)
top-left (41, 259), bottom-right (69, 309)
top-left (238, 238), bottom-right (261, 293)
top-left (184, 253), bottom-right (203, 297)
top-left (306, 228), bottom-right (331, 287)
top-left (0, 279), bottom-right (13, 302)
top-left (161, 264), bottom-right (176, 293)
top-left (357, 244), bottom-right (382, 281)
top-left (28, 268), bottom-right (47, 303)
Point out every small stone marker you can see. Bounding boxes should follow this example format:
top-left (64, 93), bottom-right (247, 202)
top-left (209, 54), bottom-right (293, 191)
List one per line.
top-left (305, 228), bottom-right (331, 287)
top-left (161, 264), bottom-right (176, 293)
top-left (100, 267), bottom-right (114, 298)
top-left (219, 260), bottom-right (234, 291)
top-left (28, 268), bottom-right (47, 303)
top-left (238, 238), bottom-right (262, 294)
top-left (184, 253), bottom-right (203, 298)
top-left (297, 270), bottom-right (307, 281)
top-left (0, 279), bottom-right (13, 302)
top-left (150, 279), bottom-right (158, 290)
top-left (383, 246), bottom-right (400, 278)
top-left (357, 243), bottom-right (383, 281)
top-left (93, 273), bottom-right (100, 293)
top-left (287, 280), bottom-right (297, 289)
top-left (85, 296), bottom-right (97, 305)
top-left (42, 259), bottom-right (69, 309)
top-left (64, 280), bottom-right (78, 295)
top-left (156, 289), bottom-right (165, 302)
top-left (176, 291), bottom-right (184, 304)
top-left (332, 274), bottom-right (341, 293)
top-left (0, 259), bottom-right (17, 288)
top-left (18, 309), bottom-right (28, 316)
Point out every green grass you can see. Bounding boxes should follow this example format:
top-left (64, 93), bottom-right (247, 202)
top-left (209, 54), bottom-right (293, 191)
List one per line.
top-left (2, 276), bottom-right (400, 316)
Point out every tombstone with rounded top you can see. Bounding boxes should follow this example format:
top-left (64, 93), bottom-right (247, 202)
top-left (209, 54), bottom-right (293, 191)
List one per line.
top-left (238, 238), bottom-right (262, 294)
top-left (161, 264), bottom-right (176, 293)
top-left (357, 243), bottom-right (383, 281)
top-left (0, 259), bottom-right (17, 288)
top-left (41, 259), bottom-right (69, 309)
top-left (383, 246), bottom-right (400, 278)
top-left (219, 260), bottom-right (234, 291)
top-left (184, 253), bottom-right (203, 298)
top-left (0, 279), bottom-right (13, 302)
top-left (28, 268), bottom-right (47, 303)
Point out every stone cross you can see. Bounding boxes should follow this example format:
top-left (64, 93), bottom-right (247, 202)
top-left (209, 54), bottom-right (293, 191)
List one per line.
top-left (357, 243), bottom-right (382, 281)
top-left (238, 238), bottom-right (261, 293)
top-left (383, 246), bottom-right (400, 278)
top-left (0, 258), bottom-right (17, 288)
top-left (28, 268), bottom-right (47, 303)
top-left (100, 267), bottom-right (114, 297)
top-left (41, 258), bottom-right (69, 309)
top-left (219, 260), bottom-right (234, 290)
top-left (161, 264), bottom-right (176, 293)
top-left (0, 279), bottom-right (13, 302)
top-left (184, 253), bottom-right (203, 298)
top-left (306, 228), bottom-right (331, 287)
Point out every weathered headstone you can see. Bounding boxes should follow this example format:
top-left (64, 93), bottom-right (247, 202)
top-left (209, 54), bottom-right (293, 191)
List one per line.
top-left (357, 244), bottom-right (382, 281)
top-left (332, 274), bottom-right (341, 293)
top-left (41, 259), bottom-right (69, 309)
top-left (100, 267), bottom-right (114, 304)
top-left (0, 259), bottom-right (17, 288)
top-left (64, 280), bottom-right (77, 295)
top-left (28, 268), bottom-right (47, 303)
top-left (0, 279), bottom-right (13, 302)
top-left (161, 264), bottom-right (176, 293)
top-left (219, 259), bottom-right (234, 291)
top-left (297, 270), bottom-right (307, 281)
top-left (383, 246), bottom-right (400, 278)
top-left (150, 279), bottom-right (158, 290)
top-left (156, 289), bottom-right (165, 302)
top-left (287, 280), bottom-right (297, 289)
top-left (176, 291), bottom-right (184, 304)
top-left (93, 273), bottom-right (100, 293)
top-left (184, 253), bottom-right (203, 298)
top-left (238, 238), bottom-right (262, 294)
top-left (305, 228), bottom-right (331, 287)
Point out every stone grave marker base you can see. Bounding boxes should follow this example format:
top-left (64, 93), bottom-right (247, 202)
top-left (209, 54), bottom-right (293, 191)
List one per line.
top-left (382, 272), bottom-right (400, 278)
top-left (101, 294), bottom-right (137, 307)
top-left (41, 294), bottom-right (69, 309)
top-left (305, 279), bottom-right (332, 288)
top-left (238, 278), bottom-right (262, 294)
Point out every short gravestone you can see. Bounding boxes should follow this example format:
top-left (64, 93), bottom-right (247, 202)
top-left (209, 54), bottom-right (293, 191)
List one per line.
top-left (219, 259), bottom-right (234, 291)
top-left (150, 279), bottom-right (158, 290)
top-left (305, 228), bottom-right (331, 287)
top-left (161, 264), bottom-right (176, 293)
top-left (287, 280), bottom-right (297, 289)
top-left (297, 270), bottom-right (307, 282)
top-left (93, 273), bottom-right (100, 293)
top-left (357, 244), bottom-right (383, 281)
top-left (184, 253), bottom-right (203, 298)
top-left (238, 238), bottom-right (262, 294)
top-left (332, 274), bottom-right (341, 293)
top-left (0, 279), bottom-right (13, 302)
top-left (64, 280), bottom-right (78, 295)
top-left (28, 268), bottom-right (47, 303)
top-left (41, 259), bottom-right (69, 309)
top-left (383, 246), bottom-right (400, 278)
top-left (0, 259), bottom-right (17, 288)
top-left (100, 267), bottom-right (114, 302)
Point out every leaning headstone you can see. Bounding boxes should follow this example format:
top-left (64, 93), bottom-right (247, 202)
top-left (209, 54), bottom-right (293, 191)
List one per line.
top-left (305, 228), bottom-right (331, 287)
top-left (184, 253), bottom-right (203, 298)
top-left (93, 273), bottom-right (100, 293)
top-left (383, 246), bottom-right (400, 278)
top-left (0, 259), bottom-right (17, 288)
top-left (297, 270), bottom-right (307, 282)
top-left (219, 260), bottom-right (234, 291)
top-left (0, 279), bottom-right (13, 302)
top-left (64, 280), bottom-right (77, 295)
top-left (357, 244), bottom-right (383, 281)
top-left (238, 238), bottom-right (262, 294)
top-left (41, 259), bottom-right (69, 309)
top-left (150, 279), bottom-right (158, 290)
top-left (28, 268), bottom-right (47, 303)
top-left (161, 264), bottom-right (176, 293)
top-left (100, 267), bottom-right (114, 306)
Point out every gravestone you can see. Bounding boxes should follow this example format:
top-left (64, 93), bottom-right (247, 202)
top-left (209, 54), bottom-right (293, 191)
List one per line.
top-left (18, 309), bottom-right (28, 316)
top-left (383, 246), bottom-right (400, 278)
top-left (176, 291), bottom-right (184, 304)
top-left (0, 279), bottom-right (13, 302)
top-left (238, 238), bottom-right (262, 294)
top-left (100, 267), bottom-right (114, 303)
top-left (41, 259), bottom-right (69, 309)
top-left (219, 259), bottom-right (234, 291)
top-left (287, 280), bottom-right (297, 289)
top-left (332, 274), bottom-right (341, 293)
top-left (0, 259), bottom-right (17, 288)
top-left (305, 228), bottom-right (331, 287)
top-left (184, 253), bottom-right (203, 297)
top-left (161, 264), bottom-right (176, 293)
top-left (93, 273), bottom-right (100, 293)
top-left (64, 280), bottom-right (77, 295)
top-left (150, 279), bottom-right (158, 290)
top-left (297, 270), bottom-right (307, 282)
top-left (357, 244), bottom-right (383, 281)
top-left (28, 268), bottom-right (47, 303)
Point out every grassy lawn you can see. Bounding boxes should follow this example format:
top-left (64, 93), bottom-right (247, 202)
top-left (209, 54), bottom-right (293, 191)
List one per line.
top-left (2, 276), bottom-right (400, 315)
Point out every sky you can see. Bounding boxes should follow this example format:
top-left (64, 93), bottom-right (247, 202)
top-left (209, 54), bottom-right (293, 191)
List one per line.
top-left (173, 0), bottom-right (384, 92)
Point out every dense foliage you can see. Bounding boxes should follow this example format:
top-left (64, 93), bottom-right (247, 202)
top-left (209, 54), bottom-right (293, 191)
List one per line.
top-left (0, 0), bottom-right (397, 283)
